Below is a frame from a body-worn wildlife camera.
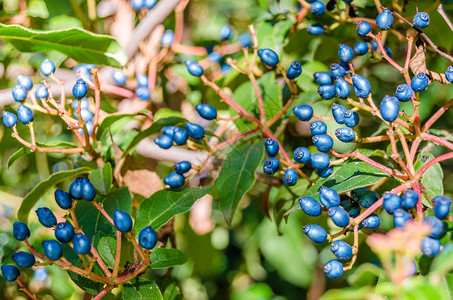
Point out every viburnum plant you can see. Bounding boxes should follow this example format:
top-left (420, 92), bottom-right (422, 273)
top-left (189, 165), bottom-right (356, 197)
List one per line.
top-left (0, 0), bottom-right (453, 299)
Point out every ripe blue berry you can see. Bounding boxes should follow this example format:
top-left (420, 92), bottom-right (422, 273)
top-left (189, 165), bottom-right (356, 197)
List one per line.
top-left (155, 134), bottom-right (173, 149)
top-left (80, 178), bottom-right (96, 201)
top-left (376, 9), bottom-right (393, 30)
top-left (73, 233), bottom-right (91, 255)
top-left (283, 169), bottom-right (298, 186)
top-left (69, 177), bottom-right (83, 199)
top-left (401, 189), bottom-right (418, 210)
top-left (161, 29), bottom-right (174, 47)
top-left (265, 138), bottom-right (280, 157)
top-left (362, 213), bottom-right (380, 228)
top-left (383, 193), bottom-right (402, 214)
top-left (293, 147), bottom-right (311, 164)
top-left (310, 153), bottom-right (330, 169)
top-left (299, 197), bottom-right (322, 217)
top-left (257, 48), bottom-right (279, 67)
top-left (446, 66), bottom-right (453, 83)
top-left (319, 186), bottom-right (341, 208)
top-left (55, 222), bottom-right (75, 243)
top-left (263, 157), bottom-right (280, 174)
top-left (136, 74), bottom-right (148, 88)
top-left (196, 104), bottom-right (217, 120)
top-left (314, 72), bottom-right (332, 86)
top-left (72, 79), bottom-right (88, 99)
top-left (303, 224), bottom-right (327, 243)
top-left (324, 260), bottom-right (343, 279)
top-left (3, 111), bottom-right (17, 127)
top-left (371, 40), bottom-right (378, 51)
top-left (318, 85), bottom-right (336, 100)
top-left (341, 200), bottom-right (361, 218)
top-left (310, 1), bottom-right (326, 16)
top-left (358, 191), bottom-right (378, 208)
top-left (307, 24), bottom-right (324, 35)
top-left (138, 226), bottom-right (158, 250)
top-left (161, 126), bottom-right (175, 137)
top-left (393, 209), bottom-right (411, 228)
top-left (12, 251), bottom-right (35, 268)
top-left (433, 195), bottom-right (452, 219)
top-left (328, 206), bottom-right (350, 227)
top-left (239, 34), bottom-right (252, 48)
top-left (310, 121), bottom-right (327, 135)
top-left (317, 166), bottom-right (333, 178)
top-left (1, 264), bottom-right (20, 281)
top-left (136, 87), bottom-right (151, 100)
top-left (384, 47), bottom-right (392, 58)
top-left (35, 84), bottom-right (49, 99)
top-left (114, 210), bottom-right (133, 233)
top-left (174, 161), bottom-right (191, 174)
top-left (339, 61), bottom-right (351, 75)
top-left (411, 73), bottom-right (429, 92)
top-left (351, 187), bottom-right (368, 201)
top-left (331, 240), bottom-right (353, 260)
top-left (313, 134), bottom-right (333, 152)
top-left (185, 122), bottom-right (205, 139)
top-left (185, 60), bottom-right (204, 76)
top-left (54, 189), bottom-right (73, 209)
top-left (17, 104), bottom-right (34, 124)
top-left (72, 98), bottom-right (90, 110)
top-left (352, 74), bottom-right (371, 98)
top-left (208, 52), bottom-right (222, 63)
top-left (293, 105), bottom-right (313, 121)
top-left (145, 0), bottom-right (156, 9)
top-left (335, 128), bottom-right (356, 142)
top-left (338, 44), bottom-right (354, 63)
top-left (17, 75), bottom-right (33, 91)
top-left (173, 128), bottom-right (188, 145)
top-left (12, 85), bottom-right (27, 102)
top-left (421, 237), bottom-right (440, 256)
top-left (330, 63), bottom-right (345, 79)
top-left (355, 20), bottom-right (372, 37)
top-left (286, 61), bottom-right (302, 79)
top-left (423, 216), bottom-right (445, 239)
top-left (332, 103), bottom-right (347, 124)
top-left (13, 222), bottom-right (30, 241)
top-left (344, 110), bottom-right (359, 128)
top-left (395, 84), bottom-right (414, 102)
top-left (335, 78), bottom-right (351, 99)
top-left (36, 207), bottom-right (57, 228)
top-left (112, 70), bottom-right (127, 86)
top-left (353, 41), bottom-right (369, 56)
top-left (380, 96), bottom-right (400, 122)
top-left (42, 240), bottom-right (63, 260)
top-left (413, 12), bottom-right (430, 29)
top-left (219, 25), bottom-right (233, 41)
top-left (131, 0), bottom-right (144, 10)
top-left (40, 58), bottom-right (55, 76)
top-left (74, 64), bottom-right (95, 79)
top-left (164, 172), bottom-right (185, 188)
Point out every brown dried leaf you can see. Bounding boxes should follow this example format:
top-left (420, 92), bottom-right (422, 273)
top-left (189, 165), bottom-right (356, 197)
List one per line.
top-left (123, 169), bottom-right (163, 198)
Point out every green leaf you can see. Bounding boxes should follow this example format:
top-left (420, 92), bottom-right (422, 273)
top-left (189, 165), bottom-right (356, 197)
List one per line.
top-left (149, 248), bottom-right (188, 269)
top-left (432, 247), bottom-right (453, 275)
top-left (135, 186), bottom-right (213, 234)
top-left (0, 23), bottom-right (127, 67)
top-left (319, 287), bottom-right (374, 300)
top-left (88, 163), bottom-right (113, 195)
top-left (163, 283), bottom-right (181, 300)
top-left (18, 167), bottom-right (92, 223)
top-left (122, 117), bottom-right (187, 158)
top-left (260, 72), bottom-right (282, 121)
top-left (123, 277), bottom-right (163, 300)
top-left (347, 263), bottom-right (383, 287)
top-left (215, 142), bottom-right (264, 226)
top-left (414, 152), bottom-right (443, 207)
top-left (7, 147), bottom-right (31, 169)
top-left (98, 236), bottom-right (116, 267)
top-left (96, 114), bottom-right (135, 140)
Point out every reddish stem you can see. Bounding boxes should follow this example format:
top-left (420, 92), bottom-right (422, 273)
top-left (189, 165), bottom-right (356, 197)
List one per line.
top-left (214, 128), bottom-right (259, 151)
top-left (411, 180), bottom-right (424, 221)
top-left (422, 133), bottom-right (453, 151)
top-left (422, 98), bottom-right (453, 132)
top-left (16, 279), bottom-right (38, 300)
top-left (415, 151), bottom-right (453, 180)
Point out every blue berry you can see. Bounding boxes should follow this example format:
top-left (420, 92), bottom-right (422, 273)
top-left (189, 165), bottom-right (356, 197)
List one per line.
top-left (257, 49), bottom-right (279, 67)
top-left (411, 73), bottom-right (429, 92)
top-left (313, 134), bottom-right (333, 152)
top-left (36, 207), bottom-right (57, 228)
top-left (173, 128), bottom-right (188, 145)
top-left (332, 103), bottom-right (347, 124)
top-left (112, 70), bottom-right (127, 86)
top-left (341, 200), bottom-right (361, 218)
top-left (446, 66), bottom-right (453, 83)
top-left (376, 9), bottom-right (393, 30)
top-left (331, 240), bottom-right (353, 260)
top-left (77, 109), bottom-right (93, 122)
top-left (330, 63), bottom-right (345, 79)
top-left (318, 85), bottom-right (336, 100)
top-left (351, 187), bottom-right (368, 201)
top-left (136, 74), bottom-right (148, 88)
top-left (54, 189), bottom-right (73, 209)
top-left (358, 191), bottom-right (378, 208)
top-left (72, 79), bottom-right (88, 99)
top-left (310, 153), bottom-right (330, 169)
top-left (317, 166), bottom-right (333, 178)
top-left (319, 186), bottom-right (341, 208)
top-left (310, 1), bottom-right (326, 16)
top-left (339, 61), bottom-right (351, 75)
top-left (73, 64), bottom-right (95, 79)
top-left (13, 222), bottom-right (30, 241)
top-left (396, 84), bottom-right (414, 102)
top-left (355, 20), bottom-right (372, 37)
top-left (293, 147), bottom-right (311, 164)
top-left (12, 251), bottom-right (35, 268)
top-left (335, 128), bottom-right (356, 142)
top-left (303, 224), bottom-right (327, 243)
top-left (324, 260), bottom-right (343, 279)
top-left (185, 60), bottom-right (204, 76)
top-left (283, 169), bottom-right (298, 186)
top-left (72, 233), bottom-right (91, 255)
top-left (433, 195), bottom-right (452, 219)
top-left (80, 178), bottom-right (96, 201)
top-left (131, 0), bottom-right (144, 10)
top-left (299, 197), bottom-right (322, 217)
top-left (314, 72), bottom-right (332, 86)
top-left (42, 240), bottom-right (63, 260)
top-left (185, 122), bottom-right (205, 139)
top-left (136, 87), bottom-right (151, 100)
top-left (114, 210), bottom-right (133, 233)
top-left (12, 85), bottom-right (27, 102)
top-left (286, 61), bottom-right (302, 79)
top-left (413, 12), bottom-right (430, 29)
top-left (335, 78), bottom-right (351, 99)
top-left (362, 213), bottom-right (380, 228)
top-left (3, 111), bottom-right (17, 127)
top-left (293, 105), bottom-right (313, 121)
top-left (384, 47), bottom-right (392, 58)
top-left (353, 41), bottom-right (369, 55)
top-left (196, 104), bottom-right (217, 120)
top-left (401, 189), bottom-right (418, 210)
top-left (344, 110), bottom-right (359, 128)
top-left (35, 84), bottom-right (49, 99)
top-left (371, 40), bottom-right (378, 51)
top-left (263, 157), bottom-right (280, 174)
top-left (155, 134), bottom-right (173, 149)
top-left (393, 209), bottom-right (411, 228)
top-left (164, 172), bottom-right (185, 188)
top-left (69, 177), bottom-right (83, 199)
top-left (1, 264), bottom-right (20, 281)
top-left (145, 0), bottom-right (156, 9)
top-left (383, 193), bottom-right (402, 214)
top-left (174, 161), bottom-right (191, 174)
top-left (162, 126), bottom-right (176, 137)
top-left (40, 59), bottom-right (55, 76)
top-left (328, 206), bottom-right (350, 227)
top-left (55, 222), bottom-right (75, 243)
top-left (219, 25), bottom-right (233, 41)
top-left (310, 121), bottom-right (327, 135)
top-left (138, 226), bottom-right (158, 250)
top-left (338, 44), bottom-right (354, 63)
top-left (78, 120), bottom-right (94, 136)
top-left (352, 74), bottom-right (371, 98)
top-left (265, 138), bottom-right (280, 157)
top-left (208, 52), bottom-right (222, 63)
top-left (380, 96), bottom-right (400, 122)
top-left (221, 64), bottom-right (232, 74)
top-left (161, 29), bottom-right (174, 47)
top-left (307, 24), bottom-right (324, 35)
top-left (17, 75), bottom-right (33, 91)
top-left (239, 34), bottom-right (252, 48)
top-left (421, 237), bottom-right (440, 256)
top-left (423, 216), bottom-right (445, 239)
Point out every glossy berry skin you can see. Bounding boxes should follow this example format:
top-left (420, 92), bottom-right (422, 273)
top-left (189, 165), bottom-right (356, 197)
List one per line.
top-left (138, 226), bottom-right (158, 250)
top-left (354, 41), bottom-right (369, 56)
top-left (36, 207), bottom-right (57, 228)
top-left (1, 265), bottom-right (20, 281)
top-left (54, 189), bottom-right (72, 209)
top-left (401, 189), bottom-right (419, 210)
top-left (185, 60), bottom-right (204, 76)
top-left (13, 222), bottom-right (30, 241)
top-left (40, 58), bottom-right (55, 76)
top-left (335, 78), bottom-right (351, 99)
top-left (310, 121), bottom-right (327, 135)
top-left (35, 84), bottom-right (49, 99)
top-left (17, 104), bottom-right (34, 124)
top-left (161, 29), bottom-right (174, 47)
top-left (257, 48), bottom-right (279, 67)
top-left (352, 187), bottom-right (368, 201)
top-left (396, 84), bottom-right (413, 102)
top-left (42, 240), bottom-right (63, 260)
top-left (330, 63), bottom-right (345, 79)
top-left (136, 87), bottom-right (151, 101)
top-left (338, 44), bottom-right (354, 63)
top-left (314, 72), bottom-right (332, 86)
top-left (3, 111), bottom-right (17, 127)
top-left (208, 52), bottom-right (222, 63)
top-left (317, 166), bottom-right (333, 178)
top-left (73, 233), bottom-right (91, 255)
top-left (421, 237), bottom-right (440, 256)
top-left (310, 153), bottom-right (330, 170)
top-left (310, 1), bottom-right (326, 16)
top-left (433, 195), bottom-right (452, 219)
top-left (413, 12), bottom-right (430, 29)
top-left (264, 138), bottom-right (279, 157)
top-left (393, 209), bottom-right (411, 228)
top-left (423, 216), bottom-right (444, 239)
top-left (362, 213), bottom-right (380, 228)
top-left (319, 186), bottom-right (341, 208)
top-left (384, 47), bottom-right (392, 58)
top-left (376, 9), bottom-right (393, 30)
top-left (286, 61), bottom-right (302, 79)
top-left (299, 197), bottom-right (322, 217)
top-left (331, 240), bottom-right (353, 260)
top-left (324, 260), bottom-right (343, 279)
top-left (328, 206), bottom-right (350, 227)
top-left (155, 134), bottom-right (173, 149)
top-left (383, 193), bottom-right (402, 214)
top-left (293, 147), bottom-right (311, 164)
top-left (263, 157), bottom-right (280, 174)
top-left (164, 172), bottom-right (185, 188)
top-left (355, 20), bottom-right (372, 37)
top-left (332, 103), bottom-right (347, 124)
top-left (341, 200), bottom-right (361, 218)
top-left (239, 34), bottom-right (252, 48)
top-left (145, 0), bottom-right (157, 9)
top-left (185, 122), bottom-right (205, 139)
top-left (160, 126), bottom-right (175, 137)
top-left (307, 24), bottom-right (324, 35)
top-left (72, 79), bottom-right (88, 99)
top-left (313, 134), bottom-right (333, 153)
top-left (352, 74), bottom-right (371, 98)
top-left (219, 25), bottom-right (233, 41)
top-left (136, 74), bottom-right (148, 88)
top-left (344, 110), bottom-right (359, 128)
top-left (293, 105), bottom-right (313, 121)
top-left (318, 85), bottom-right (336, 100)
top-left (411, 73), bottom-right (429, 92)
top-left (358, 191), bottom-right (378, 208)
top-left (335, 128), bottom-right (356, 143)
top-left (196, 104), bottom-right (217, 120)
top-left (80, 178), bottom-right (96, 201)
top-left (446, 66), bottom-right (453, 83)
top-left (380, 96), bottom-right (400, 122)
top-left (12, 84), bottom-right (27, 102)
top-left (113, 210), bottom-right (133, 233)
top-left (70, 177), bottom-right (83, 200)
top-left (173, 128), bottom-right (188, 145)
top-left (283, 169), bottom-right (298, 186)
top-left (303, 224), bottom-right (327, 243)
top-left (174, 161), bottom-right (191, 174)
top-left (55, 222), bottom-right (75, 243)
top-left (112, 70), bottom-right (127, 86)
top-left (12, 251), bottom-right (36, 269)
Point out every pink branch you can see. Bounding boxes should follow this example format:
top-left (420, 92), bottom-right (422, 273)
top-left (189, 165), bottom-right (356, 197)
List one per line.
top-left (415, 151), bottom-right (453, 179)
